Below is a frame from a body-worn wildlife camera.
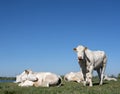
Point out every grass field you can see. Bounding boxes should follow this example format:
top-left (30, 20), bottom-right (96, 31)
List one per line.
top-left (0, 77), bottom-right (120, 94)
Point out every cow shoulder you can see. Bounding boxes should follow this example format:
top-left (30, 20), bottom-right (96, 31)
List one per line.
top-left (93, 51), bottom-right (106, 60)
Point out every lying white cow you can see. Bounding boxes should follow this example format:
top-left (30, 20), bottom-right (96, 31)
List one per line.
top-left (104, 75), bottom-right (117, 81)
top-left (15, 70), bottom-right (62, 87)
top-left (74, 45), bottom-right (107, 86)
top-left (64, 71), bottom-right (91, 84)
top-left (64, 71), bottom-right (83, 83)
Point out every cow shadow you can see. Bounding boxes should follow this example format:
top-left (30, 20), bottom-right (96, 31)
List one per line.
top-left (93, 82), bottom-right (108, 86)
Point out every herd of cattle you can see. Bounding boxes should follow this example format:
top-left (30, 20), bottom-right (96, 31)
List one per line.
top-left (14, 45), bottom-right (117, 87)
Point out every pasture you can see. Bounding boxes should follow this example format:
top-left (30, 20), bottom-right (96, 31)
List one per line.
top-left (0, 77), bottom-right (120, 94)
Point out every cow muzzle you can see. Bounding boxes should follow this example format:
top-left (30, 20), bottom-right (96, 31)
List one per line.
top-left (78, 56), bottom-right (83, 60)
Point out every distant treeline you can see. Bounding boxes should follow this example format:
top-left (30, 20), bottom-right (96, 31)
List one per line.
top-left (0, 77), bottom-right (16, 80)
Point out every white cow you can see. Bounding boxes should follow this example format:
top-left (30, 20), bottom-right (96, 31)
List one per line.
top-left (74, 45), bottom-right (107, 86)
top-left (104, 75), bottom-right (117, 81)
top-left (64, 71), bottom-right (83, 83)
top-left (64, 71), bottom-right (91, 84)
top-left (15, 70), bottom-right (62, 87)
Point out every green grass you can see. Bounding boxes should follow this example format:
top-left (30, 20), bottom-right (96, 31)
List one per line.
top-left (0, 78), bottom-right (120, 94)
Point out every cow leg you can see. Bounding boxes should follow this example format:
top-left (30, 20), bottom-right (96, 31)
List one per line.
top-left (99, 69), bottom-right (103, 85)
top-left (88, 75), bottom-right (93, 86)
top-left (83, 75), bottom-right (86, 86)
top-left (82, 70), bottom-right (87, 86)
top-left (97, 69), bottom-right (101, 83)
top-left (82, 73), bottom-right (86, 86)
top-left (100, 66), bottom-right (106, 85)
top-left (88, 66), bottom-right (93, 87)
top-left (100, 58), bottom-right (107, 85)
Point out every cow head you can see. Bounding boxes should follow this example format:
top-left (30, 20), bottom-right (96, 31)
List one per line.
top-left (24, 70), bottom-right (38, 82)
top-left (15, 69), bottom-right (38, 83)
top-left (15, 70), bottom-right (29, 83)
top-left (73, 45), bottom-right (87, 61)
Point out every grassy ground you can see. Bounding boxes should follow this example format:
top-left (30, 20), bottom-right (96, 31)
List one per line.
top-left (0, 78), bottom-right (120, 94)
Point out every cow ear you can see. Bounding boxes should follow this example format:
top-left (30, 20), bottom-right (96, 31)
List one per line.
top-left (25, 70), bottom-right (29, 74)
top-left (73, 48), bottom-right (77, 51)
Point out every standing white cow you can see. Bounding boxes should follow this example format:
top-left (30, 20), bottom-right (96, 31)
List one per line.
top-left (73, 45), bottom-right (107, 86)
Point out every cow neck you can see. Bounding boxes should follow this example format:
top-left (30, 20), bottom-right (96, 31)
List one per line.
top-left (84, 49), bottom-right (91, 63)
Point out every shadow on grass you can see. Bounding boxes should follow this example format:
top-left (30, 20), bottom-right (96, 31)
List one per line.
top-left (93, 82), bottom-right (108, 86)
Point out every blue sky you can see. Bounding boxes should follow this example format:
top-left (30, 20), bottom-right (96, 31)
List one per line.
top-left (0, 0), bottom-right (120, 76)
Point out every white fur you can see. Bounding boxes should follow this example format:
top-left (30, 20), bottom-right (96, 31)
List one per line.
top-left (64, 71), bottom-right (83, 83)
top-left (74, 45), bottom-right (107, 86)
top-left (104, 75), bottom-right (117, 81)
top-left (64, 71), bottom-right (90, 84)
top-left (15, 70), bottom-right (61, 87)
top-left (18, 80), bottom-right (34, 87)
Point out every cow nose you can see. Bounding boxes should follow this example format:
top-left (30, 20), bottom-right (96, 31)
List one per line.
top-left (78, 56), bottom-right (82, 60)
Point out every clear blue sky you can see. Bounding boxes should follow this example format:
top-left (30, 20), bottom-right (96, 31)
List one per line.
top-left (0, 0), bottom-right (120, 76)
